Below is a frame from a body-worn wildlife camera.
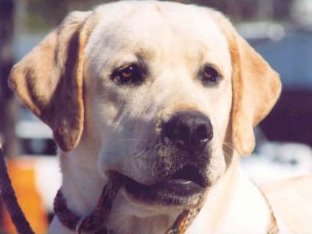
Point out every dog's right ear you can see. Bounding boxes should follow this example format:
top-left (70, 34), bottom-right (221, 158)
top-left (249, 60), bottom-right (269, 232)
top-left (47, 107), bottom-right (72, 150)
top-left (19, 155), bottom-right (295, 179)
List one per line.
top-left (9, 11), bottom-right (94, 152)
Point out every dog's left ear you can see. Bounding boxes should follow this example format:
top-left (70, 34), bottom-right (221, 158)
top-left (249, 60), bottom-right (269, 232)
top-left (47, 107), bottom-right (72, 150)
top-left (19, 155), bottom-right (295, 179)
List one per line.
top-left (230, 35), bottom-right (281, 155)
top-left (9, 11), bottom-right (94, 152)
top-left (212, 11), bottom-right (282, 155)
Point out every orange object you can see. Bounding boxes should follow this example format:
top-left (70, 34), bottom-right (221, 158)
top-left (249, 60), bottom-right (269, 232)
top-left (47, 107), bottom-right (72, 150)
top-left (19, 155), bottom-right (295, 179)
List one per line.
top-left (1, 158), bottom-right (48, 234)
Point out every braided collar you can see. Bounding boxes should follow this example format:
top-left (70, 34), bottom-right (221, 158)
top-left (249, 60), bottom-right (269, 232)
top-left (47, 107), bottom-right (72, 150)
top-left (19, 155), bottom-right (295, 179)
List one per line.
top-left (53, 172), bottom-right (200, 234)
top-left (54, 172), bottom-right (123, 233)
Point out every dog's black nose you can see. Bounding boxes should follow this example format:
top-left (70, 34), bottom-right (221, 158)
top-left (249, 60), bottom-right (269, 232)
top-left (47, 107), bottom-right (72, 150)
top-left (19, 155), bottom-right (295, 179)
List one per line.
top-left (162, 111), bottom-right (213, 150)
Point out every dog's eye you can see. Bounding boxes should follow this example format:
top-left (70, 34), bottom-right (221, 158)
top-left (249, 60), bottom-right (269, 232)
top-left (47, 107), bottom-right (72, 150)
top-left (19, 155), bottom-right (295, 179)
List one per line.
top-left (200, 65), bottom-right (222, 86)
top-left (111, 64), bottom-right (144, 85)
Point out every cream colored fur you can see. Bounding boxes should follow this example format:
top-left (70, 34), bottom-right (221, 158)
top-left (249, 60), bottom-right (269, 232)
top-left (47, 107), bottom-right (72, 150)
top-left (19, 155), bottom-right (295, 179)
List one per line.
top-left (9, 1), bottom-right (312, 234)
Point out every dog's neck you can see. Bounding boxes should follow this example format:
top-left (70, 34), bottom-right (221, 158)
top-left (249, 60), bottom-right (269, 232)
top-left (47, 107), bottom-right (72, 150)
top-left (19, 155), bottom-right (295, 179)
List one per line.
top-left (55, 144), bottom-right (271, 234)
top-left (187, 158), bottom-right (272, 234)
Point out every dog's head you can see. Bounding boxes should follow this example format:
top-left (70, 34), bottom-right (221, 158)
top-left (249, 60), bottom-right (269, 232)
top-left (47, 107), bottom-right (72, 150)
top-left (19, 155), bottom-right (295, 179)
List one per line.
top-left (9, 1), bottom-right (281, 208)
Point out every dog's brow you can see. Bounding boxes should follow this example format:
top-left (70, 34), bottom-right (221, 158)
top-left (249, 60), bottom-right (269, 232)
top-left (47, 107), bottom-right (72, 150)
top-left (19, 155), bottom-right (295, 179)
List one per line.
top-left (134, 48), bottom-right (155, 62)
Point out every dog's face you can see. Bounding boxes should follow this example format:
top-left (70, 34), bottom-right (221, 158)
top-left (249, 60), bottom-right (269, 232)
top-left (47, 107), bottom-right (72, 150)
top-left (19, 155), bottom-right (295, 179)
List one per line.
top-left (9, 1), bottom-right (281, 208)
top-left (84, 2), bottom-right (233, 206)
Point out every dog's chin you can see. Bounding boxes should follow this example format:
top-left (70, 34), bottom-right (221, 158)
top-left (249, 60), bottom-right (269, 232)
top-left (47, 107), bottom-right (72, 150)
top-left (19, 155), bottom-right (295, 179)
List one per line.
top-left (116, 165), bottom-right (209, 207)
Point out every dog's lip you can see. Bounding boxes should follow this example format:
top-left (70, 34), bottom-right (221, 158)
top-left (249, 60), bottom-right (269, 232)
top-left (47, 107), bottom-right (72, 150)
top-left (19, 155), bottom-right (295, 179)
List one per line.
top-left (168, 164), bottom-right (208, 188)
top-left (117, 165), bottom-right (209, 205)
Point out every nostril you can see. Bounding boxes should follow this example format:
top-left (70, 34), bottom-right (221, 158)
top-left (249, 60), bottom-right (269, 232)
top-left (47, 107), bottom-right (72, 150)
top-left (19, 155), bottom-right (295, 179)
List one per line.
top-left (163, 118), bottom-right (190, 145)
top-left (175, 123), bottom-right (190, 145)
top-left (195, 123), bottom-right (213, 144)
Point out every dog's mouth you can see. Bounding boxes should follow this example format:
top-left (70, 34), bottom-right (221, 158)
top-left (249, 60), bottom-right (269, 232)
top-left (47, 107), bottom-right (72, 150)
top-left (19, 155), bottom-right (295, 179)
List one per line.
top-left (118, 164), bottom-right (209, 206)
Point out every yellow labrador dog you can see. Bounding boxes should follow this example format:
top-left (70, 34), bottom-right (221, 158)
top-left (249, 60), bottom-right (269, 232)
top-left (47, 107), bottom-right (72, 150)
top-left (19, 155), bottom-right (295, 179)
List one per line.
top-left (9, 1), bottom-right (312, 233)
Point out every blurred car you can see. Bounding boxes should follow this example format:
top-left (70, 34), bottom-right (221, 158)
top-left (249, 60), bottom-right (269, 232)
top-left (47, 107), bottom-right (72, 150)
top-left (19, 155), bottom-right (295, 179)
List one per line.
top-left (239, 22), bottom-right (312, 146)
top-left (16, 106), bottom-right (56, 155)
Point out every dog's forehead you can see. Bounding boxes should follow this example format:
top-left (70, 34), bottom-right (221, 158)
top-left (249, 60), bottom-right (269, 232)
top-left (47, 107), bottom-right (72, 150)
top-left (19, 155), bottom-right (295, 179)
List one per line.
top-left (86, 1), bottom-right (230, 72)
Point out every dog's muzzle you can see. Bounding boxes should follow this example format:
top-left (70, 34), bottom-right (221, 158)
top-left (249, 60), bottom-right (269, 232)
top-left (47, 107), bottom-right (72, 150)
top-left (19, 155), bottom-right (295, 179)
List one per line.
top-left (121, 111), bottom-right (213, 206)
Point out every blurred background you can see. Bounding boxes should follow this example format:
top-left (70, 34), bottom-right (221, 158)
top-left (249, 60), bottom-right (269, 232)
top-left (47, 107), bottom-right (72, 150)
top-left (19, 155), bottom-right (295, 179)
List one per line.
top-left (0, 0), bottom-right (312, 233)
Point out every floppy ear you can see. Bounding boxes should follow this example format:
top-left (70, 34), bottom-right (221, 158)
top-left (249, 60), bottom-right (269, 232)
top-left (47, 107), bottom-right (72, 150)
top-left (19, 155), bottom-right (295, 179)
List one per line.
top-left (230, 35), bottom-right (281, 155)
top-left (212, 11), bottom-right (281, 155)
top-left (9, 11), bottom-right (93, 152)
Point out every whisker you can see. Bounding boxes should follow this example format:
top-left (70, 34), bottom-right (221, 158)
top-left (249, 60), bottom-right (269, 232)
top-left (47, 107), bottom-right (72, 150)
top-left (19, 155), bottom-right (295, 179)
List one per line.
top-left (222, 141), bottom-right (235, 148)
top-left (151, 159), bottom-right (159, 178)
top-left (116, 138), bottom-right (141, 143)
top-left (132, 149), bottom-right (147, 159)
top-left (222, 141), bottom-right (239, 154)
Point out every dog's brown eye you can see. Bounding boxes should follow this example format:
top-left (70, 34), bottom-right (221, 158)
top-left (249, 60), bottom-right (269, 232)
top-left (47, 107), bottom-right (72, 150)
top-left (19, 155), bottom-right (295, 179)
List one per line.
top-left (112, 64), bottom-right (144, 85)
top-left (200, 65), bottom-right (222, 86)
